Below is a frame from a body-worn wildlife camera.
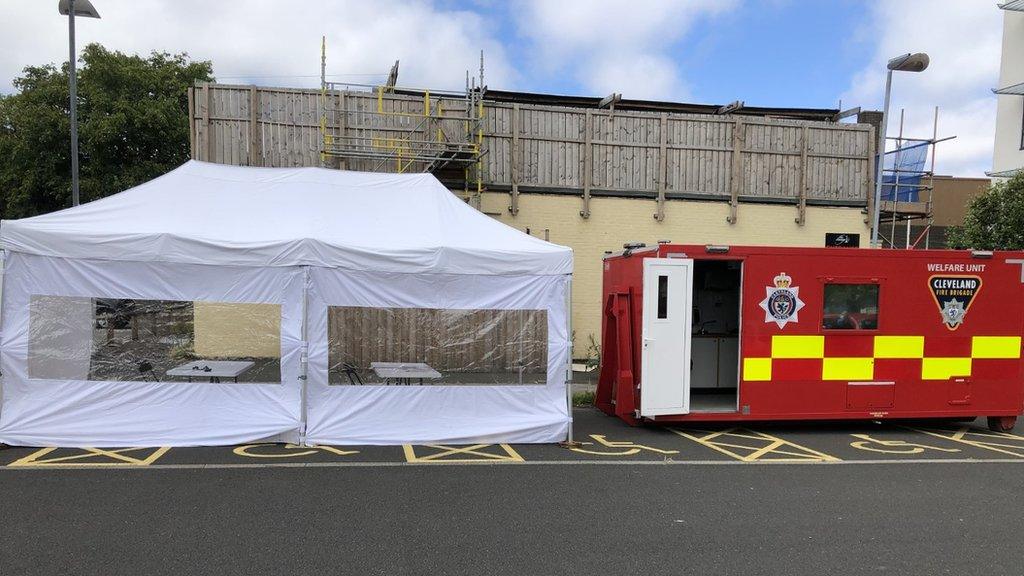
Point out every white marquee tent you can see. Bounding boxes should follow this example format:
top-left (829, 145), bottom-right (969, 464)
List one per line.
top-left (0, 161), bottom-right (573, 446)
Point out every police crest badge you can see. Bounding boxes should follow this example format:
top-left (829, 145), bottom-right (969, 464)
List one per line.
top-left (759, 272), bottom-right (804, 329)
top-left (928, 275), bottom-right (982, 330)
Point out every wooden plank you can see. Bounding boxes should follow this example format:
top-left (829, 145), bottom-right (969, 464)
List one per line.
top-left (338, 91), bottom-right (347, 170)
top-left (511, 102), bottom-right (520, 215)
top-left (865, 122), bottom-right (877, 231)
top-left (582, 109), bottom-right (592, 218)
top-left (187, 86), bottom-right (196, 160)
top-left (796, 124), bottom-right (808, 225)
top-left (727, 117), bottom-right (744, 224)
top-left (203, 83), bottom-right (213, 162)
top-left (655, 112), bottom-right (668, 221)
top-left (249, 85), bottom-right (260, 167)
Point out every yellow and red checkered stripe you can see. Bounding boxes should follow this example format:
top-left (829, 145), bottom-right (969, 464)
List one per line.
top-left (742, 336), bottom-right (1022, 382)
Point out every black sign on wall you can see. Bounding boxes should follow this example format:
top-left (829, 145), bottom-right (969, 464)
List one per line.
top-left (825, 233), bottom-right (860, 247)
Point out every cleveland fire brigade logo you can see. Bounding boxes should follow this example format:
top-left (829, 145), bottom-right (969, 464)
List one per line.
top-left (759, 272), bottom-right (805, 329)
top-left (928, 275), bottom-right (982, 330)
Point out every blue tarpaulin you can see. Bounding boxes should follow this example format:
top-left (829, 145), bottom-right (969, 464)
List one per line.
top-left (880, 141), bottom-right (929, 202)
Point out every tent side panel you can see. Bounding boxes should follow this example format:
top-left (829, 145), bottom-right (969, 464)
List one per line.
top-left (0, 253), bottom-right (305, 447)
top-left (304, 268), bottom-right (571, 445)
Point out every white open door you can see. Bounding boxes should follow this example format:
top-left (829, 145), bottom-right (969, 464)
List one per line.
top-left (640, 258), bottom-right (693, 417)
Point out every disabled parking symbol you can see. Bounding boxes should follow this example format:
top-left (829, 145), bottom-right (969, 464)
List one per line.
top-left (569, 434), bottom-right (679, 457)
top-left (233, 444), bottom-right (359, 458)
top-left (849, 434), bottom-right (960, 455)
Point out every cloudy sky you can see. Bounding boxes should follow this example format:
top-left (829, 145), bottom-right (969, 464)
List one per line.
top-left (0, 0), bottom-right (1006, 176)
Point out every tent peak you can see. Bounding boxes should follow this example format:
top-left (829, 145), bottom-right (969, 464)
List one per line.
top-left (0, 160), bottom-right (573, 275)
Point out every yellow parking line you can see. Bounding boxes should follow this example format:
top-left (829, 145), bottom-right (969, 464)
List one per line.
top-left (402, 444), bottom-right (524, 463)
top-left (9, 446), bottom-right (171, 467)
top-left (745, 439), bottom-right (789, 460)
top-left (710, 441), bottom-right (835, 460)
top-left (670, 428), bottom-right (841, 462)
top-left (907, 426), bottom-right (1024, 458)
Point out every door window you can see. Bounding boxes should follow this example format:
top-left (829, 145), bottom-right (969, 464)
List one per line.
top-left (657, 275), bottom-right (669, 319)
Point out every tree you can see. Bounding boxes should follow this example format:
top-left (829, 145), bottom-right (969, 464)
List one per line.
top-left (0, 44), bottom-right (213, 218)
top-left (945, 172), bottom-right (1024, 250)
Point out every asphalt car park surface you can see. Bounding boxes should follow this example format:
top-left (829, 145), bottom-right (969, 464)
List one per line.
top-left (3, 407), bottom-right (1024, 468)
top-left (3, 408), bottom-right (1024, 575)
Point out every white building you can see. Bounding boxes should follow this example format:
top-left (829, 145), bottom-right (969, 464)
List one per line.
top-left (993, 1), bottom-right (1024, 178)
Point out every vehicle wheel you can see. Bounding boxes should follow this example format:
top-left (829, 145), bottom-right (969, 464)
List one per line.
top-left (987, 416), bottom-right (1017, 432)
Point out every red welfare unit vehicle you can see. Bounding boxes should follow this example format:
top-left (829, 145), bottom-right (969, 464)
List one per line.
top-left (595, 243), bottom-right (1024, 432)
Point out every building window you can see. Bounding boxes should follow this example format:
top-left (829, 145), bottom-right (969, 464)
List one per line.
top-left (1020, 99), bottom-right (1024, 150)
top-left (822, 284), bottom-right (879, 330)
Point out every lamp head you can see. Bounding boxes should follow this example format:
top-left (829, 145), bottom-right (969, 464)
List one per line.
top-left (58, 0), bottom-right (101, 18)
top-left (887, 52), bottom-right (929, 73)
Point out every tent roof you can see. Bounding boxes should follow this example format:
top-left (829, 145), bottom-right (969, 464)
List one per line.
top-left (0, 161), bottom-right (572, 275)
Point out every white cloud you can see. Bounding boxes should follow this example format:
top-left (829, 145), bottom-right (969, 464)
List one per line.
top-left (841, 0), bottom-right (1002, 177)
top-left (0, 0), bottom-right (515, 94)
top-left (514, 0), bottom-right (739, 100)
top-left (2, 0), bottom-right (1002, 179)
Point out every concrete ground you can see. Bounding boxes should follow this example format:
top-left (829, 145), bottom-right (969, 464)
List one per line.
top-left (2, 407), bottom-right (1024, 575)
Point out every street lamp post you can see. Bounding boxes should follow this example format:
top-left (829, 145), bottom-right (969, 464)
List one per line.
top-left (57, 0), bottom-right (101, 207)
top-left (871, 52), bottom-right (929, 247)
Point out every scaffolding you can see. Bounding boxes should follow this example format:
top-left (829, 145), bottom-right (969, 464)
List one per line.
top-left (317, 38), bottom-right (487, 204)
top-left (876, 106), bottom-right (956, 249)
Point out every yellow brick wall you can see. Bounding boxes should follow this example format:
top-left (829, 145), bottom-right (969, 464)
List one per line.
top-left (479, 193), bottom-right (869, 357)
top-left (193, 302), bottom-right (281, 358)
top-left (193, 194), bottom-right (868, 361)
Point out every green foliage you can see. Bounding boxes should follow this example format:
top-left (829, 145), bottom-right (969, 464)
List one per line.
top-left (0, 44), bottom-right (213, 218)
top-left (572, 390), bottom-right (595, 407)
top-left (584, 333), bottom-right (601, 371)
top-left (946, 172), bottom-right (1024, 250)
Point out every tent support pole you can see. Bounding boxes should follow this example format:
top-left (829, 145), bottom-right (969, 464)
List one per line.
top-left (0, 250), bottom-right (5, 426)
top-left (299, 266), bottom-right (310, 446)
top-left (566, 275), bottom-right (573, 444)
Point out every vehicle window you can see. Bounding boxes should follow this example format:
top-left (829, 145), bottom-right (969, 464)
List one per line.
top-left (822, 284), bottom-right (879, 330)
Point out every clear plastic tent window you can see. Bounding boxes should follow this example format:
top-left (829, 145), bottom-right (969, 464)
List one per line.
top-left (28, 296), bottom-right (282, 384)
top-left (328, 306), bottom-right (548, 386)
